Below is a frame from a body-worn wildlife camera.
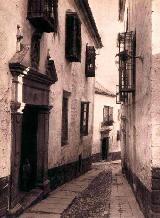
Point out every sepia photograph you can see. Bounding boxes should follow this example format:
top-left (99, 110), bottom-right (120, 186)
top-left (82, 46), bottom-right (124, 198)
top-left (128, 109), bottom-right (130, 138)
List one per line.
top-left (0, 0), bottom-right (157, 217)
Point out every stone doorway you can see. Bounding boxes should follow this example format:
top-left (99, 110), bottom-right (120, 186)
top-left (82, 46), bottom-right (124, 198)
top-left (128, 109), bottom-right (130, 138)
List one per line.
top-left (101, 137), bottom-right (109, 160)
top-left (19, 106), bottom-right (39, 192)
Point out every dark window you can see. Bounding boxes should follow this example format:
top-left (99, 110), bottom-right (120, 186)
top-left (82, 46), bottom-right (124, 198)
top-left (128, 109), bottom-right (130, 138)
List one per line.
top-left (117, 130), bottom-right (120, 141)
top-left (61, 96), bottom-right (68, 146)
top-left (27, 0), bottom-right (58, 33)
top-left (65, 12), bottom-right (81, 62)
top-left (85, 45), bottom-right (96, 77)
top-left (80, 102), bottom-right (89, 136)
top-left (31, 31), bottom-right (42, 69)
top-left (103, 106), bottom-right (113, 126)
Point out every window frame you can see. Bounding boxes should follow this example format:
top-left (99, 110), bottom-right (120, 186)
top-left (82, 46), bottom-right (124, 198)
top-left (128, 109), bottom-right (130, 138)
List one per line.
top-left (103, 106), bottom-right (113, 126)
top-left (61, 91), bottom-right (71, 146)
top-left (65, 11), bottom-right (81, 62)
top-left (85, 45), bottom-right (96, 77)
top-left (80, 102), bottom-right (89, 136)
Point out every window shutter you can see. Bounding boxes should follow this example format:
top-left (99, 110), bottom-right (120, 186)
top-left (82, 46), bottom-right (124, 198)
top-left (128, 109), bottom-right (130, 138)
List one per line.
top-left (65, 12), bottom-right (81, 62)
top-left (80, 102), bottom-right (89, 136)
top-left (76, 17), bottom-right (81, 61)
top-left (80, 102), bottom-right (84, 135)
top-left (85, 46), bottom-right (96, 77)
top-left (85, 102), bottom-right (89, 135)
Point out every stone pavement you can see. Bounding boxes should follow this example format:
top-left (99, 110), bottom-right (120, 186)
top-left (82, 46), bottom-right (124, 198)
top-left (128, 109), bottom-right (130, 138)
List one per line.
top-left (109, 161), bottom-right (144, 218)
top-left (19, 161), bottom-right (144, 218)
top-left (19, 165), bottom-right (107, 218)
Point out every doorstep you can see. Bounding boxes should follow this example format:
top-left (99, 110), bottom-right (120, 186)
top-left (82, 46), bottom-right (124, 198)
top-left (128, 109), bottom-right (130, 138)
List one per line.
top-left (7, 188), bottom-right (44, 218)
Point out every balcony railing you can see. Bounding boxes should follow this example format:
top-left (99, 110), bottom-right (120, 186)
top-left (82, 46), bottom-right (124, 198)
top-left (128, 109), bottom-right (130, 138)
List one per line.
top-left (116, 31), bottom-right (136, 103)
top-left (27, 0), bottom-right (58, 33)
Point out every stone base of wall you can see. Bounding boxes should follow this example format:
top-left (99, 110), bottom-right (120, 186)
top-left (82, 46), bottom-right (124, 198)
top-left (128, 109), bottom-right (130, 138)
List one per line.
top-left (91, 153), bottom-right (101, 162)
top-left (48, 157), bottom-right (92, 190)
top-left (0, 176), bottom-right (9, 217)
top-left (122, 163), bottom-right (160, 218)
top-left (108, 151), bottom-right (121, 161)
top-left (91, 151), bottom-right (121, 163)
top-left (151, 168), bottom-right (160, 217)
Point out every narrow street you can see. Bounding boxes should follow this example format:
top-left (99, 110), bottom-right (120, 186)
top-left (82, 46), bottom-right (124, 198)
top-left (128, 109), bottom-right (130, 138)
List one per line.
top-left (20, 161), bottom-right (144, 218)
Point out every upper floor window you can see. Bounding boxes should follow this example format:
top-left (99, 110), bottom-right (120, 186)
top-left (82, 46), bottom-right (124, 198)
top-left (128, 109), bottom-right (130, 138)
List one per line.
top-left (27, 0), bottom-right (58, 33)
top-left (80, 102), bottom-right (89, 136)
top-left (31, 31), bottom-right (42, 69)
top-left (85, 45), bottom-right (96, 77)
top-left (65, 12), bottom-right (81, 62)
top-left (103, 106), bottom-right (113, 126)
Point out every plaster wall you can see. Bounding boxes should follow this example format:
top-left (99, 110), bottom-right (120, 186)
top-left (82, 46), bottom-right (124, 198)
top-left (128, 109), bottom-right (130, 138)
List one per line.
top-left (48, 0), bottom-right (95, 168)
top-left (121, 0), bottom-right (152, 189)
top-left (151, 0), bottom-right (160, 169)
top-left (0, 0), bottom-right (97, 175)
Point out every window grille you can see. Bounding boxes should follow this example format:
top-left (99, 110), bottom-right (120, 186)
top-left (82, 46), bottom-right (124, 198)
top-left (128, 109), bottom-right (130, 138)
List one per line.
top-left (80, 102), bottom-right (89, 136)
top-left (116, 31), bottom-right (136, 103)
top-left (102, 106), bottom-right (114, 126)
top-left (85, 45), bottom-right (96, 77)
top-left (27, 0), bottom-right (58, 33)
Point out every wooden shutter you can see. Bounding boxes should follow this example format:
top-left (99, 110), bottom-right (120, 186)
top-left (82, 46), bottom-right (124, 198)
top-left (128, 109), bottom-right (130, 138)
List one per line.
top-left (85, 46), bottom-right (96, 77)
top-left (76, 16), bottom-right (81, 61)
top-left (80, 102), bottom-right (89, 136)
top-left (65, 12), bottom-right (81, 62)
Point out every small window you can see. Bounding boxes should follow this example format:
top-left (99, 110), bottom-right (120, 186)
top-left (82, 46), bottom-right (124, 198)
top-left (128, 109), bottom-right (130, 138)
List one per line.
top-left (117, 130), bottom-right (120, 141)
top-left (61, 93), bottom-right (69, 146)
top-left (103, 106), bottom-right (113, 126)
top-left (80, 102), bottom-right (89, 136)
top-left (65, 12), bottom-right (81, 62)
top-left (31, 31), bottom-right (42, 69)
top-left (85, 45), bottom-right (96, 77)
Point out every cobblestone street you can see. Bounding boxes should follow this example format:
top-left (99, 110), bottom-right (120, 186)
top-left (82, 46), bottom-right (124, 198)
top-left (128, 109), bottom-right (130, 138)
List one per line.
top-left (20, 161), bottom-right (144, 218)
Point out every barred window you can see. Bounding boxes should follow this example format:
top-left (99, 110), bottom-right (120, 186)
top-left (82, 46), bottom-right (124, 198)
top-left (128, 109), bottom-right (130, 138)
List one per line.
top-left (80, 102), bottom-right (89, 136)
top-left (85, 45), bottom-right (96, 77)
top-left (103, 106), bottom-right (113, 126)
top-left (27, 0), bottom-right (58, 33)
top-left (61, 94), bottom-right (69, 146)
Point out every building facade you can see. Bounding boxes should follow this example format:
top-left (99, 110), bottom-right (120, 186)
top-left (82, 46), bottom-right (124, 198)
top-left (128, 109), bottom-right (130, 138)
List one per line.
top-left (0, 0), bottom-right (102, 216)
top-left (118, 0), bottom-right (160, 217)
top-left (92, 81), bottom-right (121, 162)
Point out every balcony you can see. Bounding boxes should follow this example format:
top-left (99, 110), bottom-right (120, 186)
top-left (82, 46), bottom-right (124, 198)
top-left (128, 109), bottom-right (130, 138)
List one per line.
top-left (116, 31), bottom-right (136, 103)
top-left (27, 0), bottom-right (58, 33)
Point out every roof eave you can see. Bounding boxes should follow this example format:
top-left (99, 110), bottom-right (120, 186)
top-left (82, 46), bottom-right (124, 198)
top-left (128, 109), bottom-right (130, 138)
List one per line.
top-left (75, 0), bottom-right (103, 49)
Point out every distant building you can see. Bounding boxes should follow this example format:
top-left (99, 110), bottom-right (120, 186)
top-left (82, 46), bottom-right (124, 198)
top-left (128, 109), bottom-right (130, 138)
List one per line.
top-left (89, 0), bottom-right (121, 163)
top-left (92, 81), bottom-right (121, 162)
top-left (0, 0), bottom-right (102, 216)
top-left (117, 0), bottom-right (160, 217)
